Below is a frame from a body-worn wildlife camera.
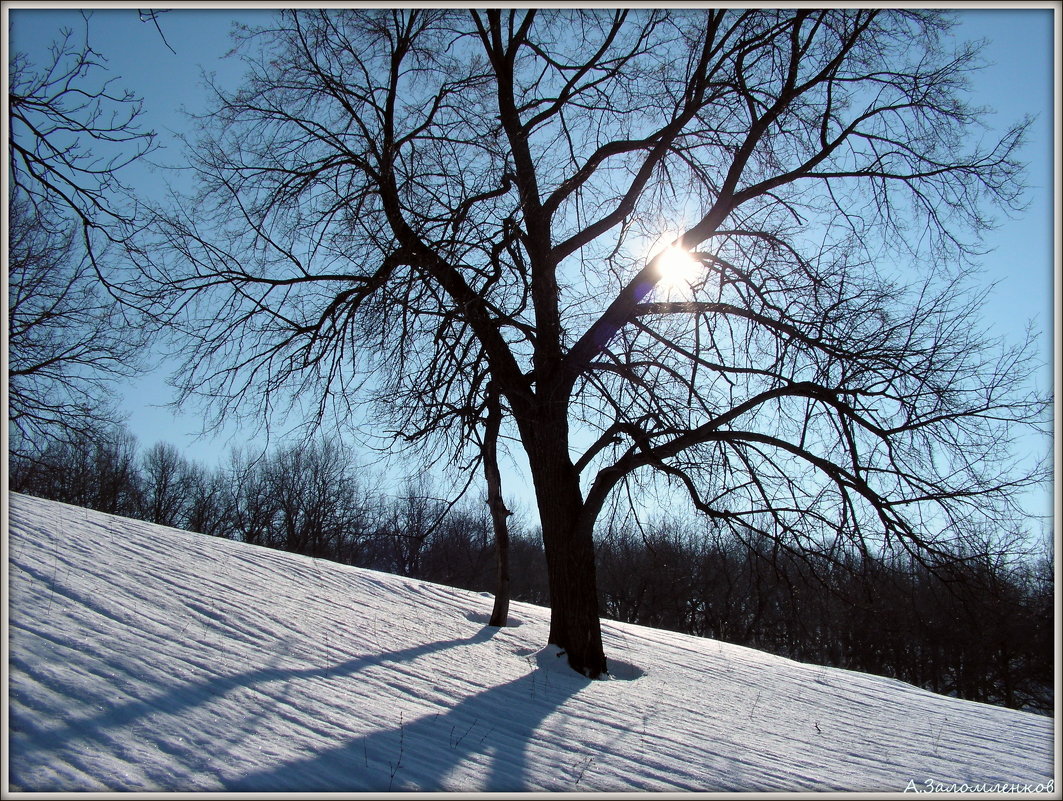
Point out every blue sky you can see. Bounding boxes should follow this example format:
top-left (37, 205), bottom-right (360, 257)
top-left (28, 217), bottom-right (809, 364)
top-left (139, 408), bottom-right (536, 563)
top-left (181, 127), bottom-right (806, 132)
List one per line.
top-left (7, 6), bottom-right (1058, 523)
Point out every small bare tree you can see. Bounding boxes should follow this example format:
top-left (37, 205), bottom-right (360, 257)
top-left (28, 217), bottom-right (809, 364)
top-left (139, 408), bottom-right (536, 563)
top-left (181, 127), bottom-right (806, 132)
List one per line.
top-left (137, 9), bottom-right (1048, 677)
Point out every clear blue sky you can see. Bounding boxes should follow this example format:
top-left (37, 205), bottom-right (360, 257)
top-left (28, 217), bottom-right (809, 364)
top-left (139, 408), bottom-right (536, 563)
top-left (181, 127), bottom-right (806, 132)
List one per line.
top-left (7, 6), bottom-right (1058, 523)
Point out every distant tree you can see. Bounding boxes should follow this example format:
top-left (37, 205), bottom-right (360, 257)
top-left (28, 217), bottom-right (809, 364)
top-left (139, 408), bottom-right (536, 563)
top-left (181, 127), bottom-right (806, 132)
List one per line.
top-left (1021, 544), bottom-right (1054, 711)
top-left (222, 449), bottom-right (278, 547)
top-left (265, 439), bottom-right (370, 558)
top-left (380, 480), bottom-right (446, 578)
top-left (416, 503), bottom-right (495, 591)
top-left (8, 19), bottom-right (155, 458)
top-left (138, 441), bottom-right (193, 526)
top-left (183, 462), bottom-right (232, 538)
top-left (139, 9), bottom-right (1048, 677)
top-left (11, 424), bottom-right (140, 516)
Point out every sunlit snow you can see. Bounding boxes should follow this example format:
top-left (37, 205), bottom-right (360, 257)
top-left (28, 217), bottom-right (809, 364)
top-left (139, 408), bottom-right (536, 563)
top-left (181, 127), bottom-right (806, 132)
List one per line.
top-left (7, 493), bottom-right (1056, 792)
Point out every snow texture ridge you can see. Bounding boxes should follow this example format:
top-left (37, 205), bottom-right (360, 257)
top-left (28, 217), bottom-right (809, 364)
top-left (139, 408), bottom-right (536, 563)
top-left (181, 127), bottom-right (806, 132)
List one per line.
top-left (6, 492), bottom-right (1057, 792)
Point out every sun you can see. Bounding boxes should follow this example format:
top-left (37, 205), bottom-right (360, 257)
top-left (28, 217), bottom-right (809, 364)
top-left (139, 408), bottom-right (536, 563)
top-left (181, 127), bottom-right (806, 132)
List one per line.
top-left (653, 241), bottom-right (701, 295)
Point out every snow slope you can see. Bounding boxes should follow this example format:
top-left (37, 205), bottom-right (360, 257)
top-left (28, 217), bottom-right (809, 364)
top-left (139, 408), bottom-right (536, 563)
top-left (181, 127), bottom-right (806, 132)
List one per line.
top-left (6, 492), bottom-right (1057, 793)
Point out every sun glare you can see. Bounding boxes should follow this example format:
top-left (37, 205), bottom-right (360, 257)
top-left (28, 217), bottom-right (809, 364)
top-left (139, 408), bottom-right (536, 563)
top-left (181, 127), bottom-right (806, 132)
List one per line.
top-left (655, 243), bottom-right (701, 294)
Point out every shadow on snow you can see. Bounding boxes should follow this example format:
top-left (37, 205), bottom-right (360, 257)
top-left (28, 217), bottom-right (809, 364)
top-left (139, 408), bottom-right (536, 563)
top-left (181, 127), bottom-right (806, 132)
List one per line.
top-left (11, 578), bottom-right (610, 793)
top-left (230, 637), bottom-right (593, 792)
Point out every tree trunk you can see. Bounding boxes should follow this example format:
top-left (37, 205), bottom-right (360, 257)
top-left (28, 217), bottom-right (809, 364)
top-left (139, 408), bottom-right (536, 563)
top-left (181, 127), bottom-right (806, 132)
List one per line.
top-left (523, 417), bottom-right (607, 678)
top-left (483, 382), bottom-right (511, 627)
top-left (487, 517), bottom-right (511, 627)
top-left (543, 506), bottom-right (607, 678)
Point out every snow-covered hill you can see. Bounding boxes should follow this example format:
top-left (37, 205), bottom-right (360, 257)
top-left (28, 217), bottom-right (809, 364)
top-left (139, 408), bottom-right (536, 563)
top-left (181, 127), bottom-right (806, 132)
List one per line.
top-left (6, 492), bottom-right (1057, 792)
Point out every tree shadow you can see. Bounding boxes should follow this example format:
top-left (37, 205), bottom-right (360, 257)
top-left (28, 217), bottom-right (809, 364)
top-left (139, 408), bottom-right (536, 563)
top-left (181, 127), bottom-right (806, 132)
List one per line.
top-left (13, 555), bottom-right (643, 792)
top-left (10, 613), bottom-right (507, 790)
top-left (228, 644), bottom-right (594, 792)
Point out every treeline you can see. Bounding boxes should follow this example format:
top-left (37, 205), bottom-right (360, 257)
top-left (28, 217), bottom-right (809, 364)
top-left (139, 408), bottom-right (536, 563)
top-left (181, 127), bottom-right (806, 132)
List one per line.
top-left (596, 523), bottom-right (1053, 715)
top-left (8, 428), bottom-right (549, 603)
top-left (10, 427), bottom-right (1053, 715)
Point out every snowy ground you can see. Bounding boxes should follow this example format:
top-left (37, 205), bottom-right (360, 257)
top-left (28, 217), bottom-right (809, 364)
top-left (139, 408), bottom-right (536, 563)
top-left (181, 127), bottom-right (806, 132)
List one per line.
top-left (6, 492), bottom-right (1058, 793)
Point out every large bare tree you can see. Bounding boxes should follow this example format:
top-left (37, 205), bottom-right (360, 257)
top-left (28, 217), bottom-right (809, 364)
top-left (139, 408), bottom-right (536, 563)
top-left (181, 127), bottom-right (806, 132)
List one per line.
top-left (136, 9), bottom-right (1048, 677)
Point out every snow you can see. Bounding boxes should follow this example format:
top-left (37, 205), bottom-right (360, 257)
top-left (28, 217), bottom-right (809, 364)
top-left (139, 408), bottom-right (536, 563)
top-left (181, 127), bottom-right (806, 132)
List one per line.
top-left (6, 492), bottom-right (1058, 793)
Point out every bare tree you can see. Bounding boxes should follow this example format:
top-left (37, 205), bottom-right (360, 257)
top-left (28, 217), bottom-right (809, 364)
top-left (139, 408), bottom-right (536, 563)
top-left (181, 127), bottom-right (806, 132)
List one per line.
top-left (7, 193), bottom-right (145, 458)
top-left (8, 18), bottom-right (156, 458)
top-left (222, 448), bottom-right (277, 547)
top-left (265, 439), bottom-right (369, 558)
top-left (9, 18), bottom-right (156, 258)
top-left (138, 441), bottom-right (193, 526)
top-left (481, 381), bottom-right (513, 627)
top-left (10, 424), bottom-right (140, 516)
top-left (183, 461), bottom-right (231, 538)
top-left (138, 9), bottom-right (1048, 677)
